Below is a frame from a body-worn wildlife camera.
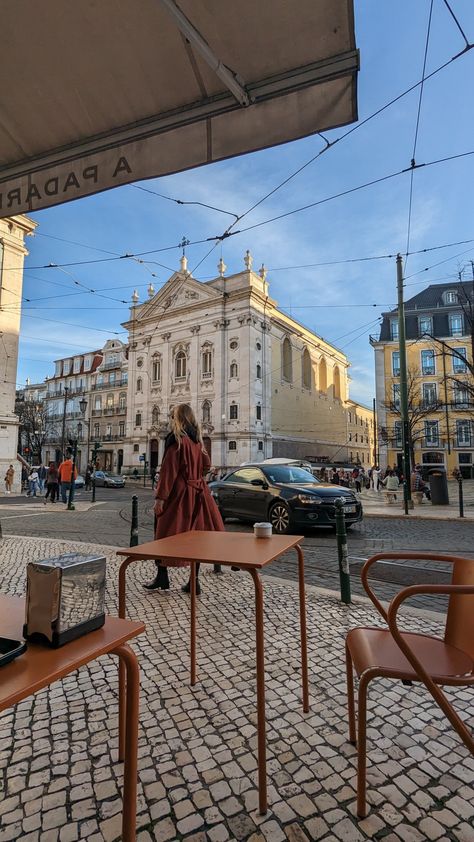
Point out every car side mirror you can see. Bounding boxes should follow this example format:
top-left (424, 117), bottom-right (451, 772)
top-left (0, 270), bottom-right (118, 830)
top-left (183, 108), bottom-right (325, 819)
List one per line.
top-left (251, 478), bottom-right (265, 487)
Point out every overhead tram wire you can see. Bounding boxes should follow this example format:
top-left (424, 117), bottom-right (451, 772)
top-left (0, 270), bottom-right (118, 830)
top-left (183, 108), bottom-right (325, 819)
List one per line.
top-left (130, 184), bottom-right (239, 221)
top-left (405, 0), bottom-right (434, 269)
top-left (442, 0), bottom-right (472, 50)
top-left (36, 231), bottom-right (176, 275)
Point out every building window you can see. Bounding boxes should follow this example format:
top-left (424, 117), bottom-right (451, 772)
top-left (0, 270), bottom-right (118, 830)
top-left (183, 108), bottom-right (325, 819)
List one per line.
top-left (106, 424), bottom-right (112, 438)
top-left (424, 420), bottom-right (439, 446)
top-left (302, 348), bottom-right (311, 389)
top-left (152, 406), bottom-right (159, 425)
top-left (229, 339), bottom-right (239, 350)
top-left (106, 394), bottom-right (114, 408)
top-left (319, 357), bottom-right (327, 392)
top-left (229, 404), bottom-right (238, 421)
top-left (258, 441), bottom-right (264, 451)
top-left (453, 349), bottom-right (467, 373)
top-left (422, 382), bottom-right (437, 406)
top-left (444, 290), bottom-right (458, 304)
top-left (119, 393), bottom-right (126, 410)
top-left (256, 363), bottom-right (262, 379)
top-left (392, 383), bottom-right (400, 409)
top-left (453, 384), bottom-right (470, 408)
top-left (333, 365), bottom-right (341, 400)
top-left (418, 316), bottom-right (432, 336)
top-left (94, 396), bottom-right (101, 411)
top-left (228, 441), bottom-right (237, 451)
top-left (152, 357), bottom-right (161, 382)
top-left (175, 351), bottom-right (186, 380)
top-left (456, 420), bottom-right (471, 447)
top-left (119, 422), bottom-right (125, 437)
top-left (202, 350), bottom-right (212, 378)
top-left (282, 337), bottom-right (292, 382)
top-left (390, 320), bottom-right (399, 340)
top-left (84, 355), bottom-right (92, 371)
top-left (256, 404), bottom-right (262, 420)
top-left (230, 362), bottom-right (238, 378)
top-left (256, 342), bottom-right (261, 351)
top-left (73, 357), bottom-right (81, 374)
top-left (94, 423), bottom-right (100, 439)
top-left (449, 313), bottom-right (463, 337)
top-left (392, 351), bottom-right (400, 376)
top-left (109, 371), bottom-right (116, 386)
top-left (202, 401), bottom-right (211, 423)
top-left (63, 359), bottom-right (71, 375)
top-left (136, 377), bottom-right (143, 393)
top-left (135, 412), bottom-right (142, 427)
top-left (133, 443), bottom-right (139, 452)
top-left (421, 349), bottom-right (435, 375)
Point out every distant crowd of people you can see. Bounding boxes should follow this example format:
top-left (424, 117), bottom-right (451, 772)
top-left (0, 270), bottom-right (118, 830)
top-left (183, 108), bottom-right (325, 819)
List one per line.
top-left (312, 463), bottom-right (433, 501)
top-left (15, 450), bottom-right (80, 504)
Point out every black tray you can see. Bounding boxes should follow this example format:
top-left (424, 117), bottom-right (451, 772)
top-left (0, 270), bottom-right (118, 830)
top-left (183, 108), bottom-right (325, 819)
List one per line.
top-left (0, 637), bottom-right (27, 667)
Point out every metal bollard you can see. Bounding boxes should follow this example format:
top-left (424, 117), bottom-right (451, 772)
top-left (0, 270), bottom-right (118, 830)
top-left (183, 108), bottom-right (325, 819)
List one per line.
top-left (130, 495), bottom-right (139, 546)
top-left (335, 499), bottom-right (351, 605)
top-left (92, 475), bottom-right (96, 503)
top-left (458, 476), bottom-right (464, 518)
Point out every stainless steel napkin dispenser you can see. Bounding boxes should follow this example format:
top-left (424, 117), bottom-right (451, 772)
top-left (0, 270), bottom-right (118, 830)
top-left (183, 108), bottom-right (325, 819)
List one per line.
top-left (24, 553), bottom-right (106, 647)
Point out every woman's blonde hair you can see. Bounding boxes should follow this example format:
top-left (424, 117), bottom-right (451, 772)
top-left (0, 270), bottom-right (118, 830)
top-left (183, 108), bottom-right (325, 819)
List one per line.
top-left (170, 403), bottom-right (204, 449)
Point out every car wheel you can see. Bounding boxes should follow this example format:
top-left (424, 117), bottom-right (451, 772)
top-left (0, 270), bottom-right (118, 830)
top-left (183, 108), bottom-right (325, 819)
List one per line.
top-left (269, 501), bottom-right (291, 535)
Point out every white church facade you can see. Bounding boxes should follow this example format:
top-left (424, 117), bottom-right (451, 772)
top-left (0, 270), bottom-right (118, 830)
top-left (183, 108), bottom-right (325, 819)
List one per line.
top-left (122, 252), bottom-right (350, 475)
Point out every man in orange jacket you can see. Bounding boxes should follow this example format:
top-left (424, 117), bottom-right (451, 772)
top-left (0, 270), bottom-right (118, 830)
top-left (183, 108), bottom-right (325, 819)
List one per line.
top-left (58, 449), bottom-right (78, 504)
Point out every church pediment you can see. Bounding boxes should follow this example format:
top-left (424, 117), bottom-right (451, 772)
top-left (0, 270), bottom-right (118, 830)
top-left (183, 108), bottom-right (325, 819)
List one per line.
top-left (136, 272), bottom-right (221, 321)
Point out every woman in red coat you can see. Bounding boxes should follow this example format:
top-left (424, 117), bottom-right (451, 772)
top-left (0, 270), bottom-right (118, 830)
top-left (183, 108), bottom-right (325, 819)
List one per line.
top-left (143, 403), bottom-right (224, 593)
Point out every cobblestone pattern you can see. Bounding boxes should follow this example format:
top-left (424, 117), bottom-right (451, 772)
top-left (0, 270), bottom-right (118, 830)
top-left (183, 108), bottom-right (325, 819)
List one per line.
top-left (0, 536), bottom-right (473, 841)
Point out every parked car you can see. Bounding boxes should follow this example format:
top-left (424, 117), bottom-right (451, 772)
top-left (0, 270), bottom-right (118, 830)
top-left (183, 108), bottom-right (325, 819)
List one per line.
top-left (93, 470), bottom-right (125, 488)
top-left (75, 475), bottom-right (85, 489)
top-left (210, 464), bottom-right (362, 534)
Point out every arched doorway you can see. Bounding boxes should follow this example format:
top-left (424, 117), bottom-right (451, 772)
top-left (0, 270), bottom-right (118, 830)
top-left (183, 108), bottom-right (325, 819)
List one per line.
top-left (117, 449), bottom-right (123, 473)
top-left (203, 436), bottom-right (212, 462)
top-left (150, 439), bottom-right (159, 474)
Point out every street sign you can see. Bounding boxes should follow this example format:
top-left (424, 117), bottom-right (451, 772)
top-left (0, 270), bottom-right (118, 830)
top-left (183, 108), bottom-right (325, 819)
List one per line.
top-left (139, 455), bottom-right (145, 462)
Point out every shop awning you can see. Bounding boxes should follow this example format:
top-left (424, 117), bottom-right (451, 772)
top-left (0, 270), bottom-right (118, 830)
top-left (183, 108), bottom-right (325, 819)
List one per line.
top-left (0, 0), bottom-right (358, 217)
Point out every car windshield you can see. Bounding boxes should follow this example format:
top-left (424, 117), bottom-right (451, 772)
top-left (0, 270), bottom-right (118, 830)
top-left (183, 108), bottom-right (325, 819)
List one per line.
top-left (262, 466), bottom-right (319, 484)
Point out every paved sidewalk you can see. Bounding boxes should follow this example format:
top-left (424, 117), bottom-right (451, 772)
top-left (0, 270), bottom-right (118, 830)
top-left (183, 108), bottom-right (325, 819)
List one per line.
top-left (358, 479), bottom-right (474, 520)
top-left (0, 536), bottom-right (473, 842)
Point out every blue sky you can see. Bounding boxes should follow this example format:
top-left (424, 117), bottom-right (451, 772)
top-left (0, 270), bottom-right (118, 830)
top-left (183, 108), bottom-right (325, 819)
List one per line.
top-left (17, 0), bottom-right (474, 405)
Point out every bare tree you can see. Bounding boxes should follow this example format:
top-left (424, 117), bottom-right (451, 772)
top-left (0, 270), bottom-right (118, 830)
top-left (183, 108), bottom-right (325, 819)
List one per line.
top-left (15, 397), bottom-right (59, 463)
top-left (379, 367), bottom-right (443, 468)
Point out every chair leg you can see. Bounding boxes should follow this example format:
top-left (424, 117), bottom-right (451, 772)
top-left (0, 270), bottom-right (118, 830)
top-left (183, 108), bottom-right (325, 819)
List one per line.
top-left (345, 641), bottom-right (356, 745)
top-left (357, 673), bottom-right (370, 818)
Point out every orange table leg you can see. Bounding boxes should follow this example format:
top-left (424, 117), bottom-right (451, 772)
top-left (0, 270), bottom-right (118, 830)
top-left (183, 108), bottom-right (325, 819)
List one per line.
top-left (118, 556), bottom-right (133, 761)
top-left (249, 568), bottom-right (267, 815)
top-left (115, 643), bottom-right (140, 842)
top-left (296, 544), bottom-right (310, 713)
top-left (190, 561), bottom-right (197, 685)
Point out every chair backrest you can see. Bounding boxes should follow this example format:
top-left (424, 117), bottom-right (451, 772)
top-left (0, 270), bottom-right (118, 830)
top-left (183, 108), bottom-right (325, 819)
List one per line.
top-left (445, 557), bottom-right (474, 660)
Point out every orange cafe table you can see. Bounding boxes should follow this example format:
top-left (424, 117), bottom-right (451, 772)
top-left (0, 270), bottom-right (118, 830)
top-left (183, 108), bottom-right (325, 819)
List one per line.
top-left (117, 530), bottom-right (309, 814)
top-left (0, 594), bottom-right (144, 842)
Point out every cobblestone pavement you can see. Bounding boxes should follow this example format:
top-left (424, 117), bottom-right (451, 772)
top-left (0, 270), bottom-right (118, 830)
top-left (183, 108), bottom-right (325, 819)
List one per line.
top-left (2, 488), bottom-right (473, 614)
top-left (1, 535), bottom-right (473, 842)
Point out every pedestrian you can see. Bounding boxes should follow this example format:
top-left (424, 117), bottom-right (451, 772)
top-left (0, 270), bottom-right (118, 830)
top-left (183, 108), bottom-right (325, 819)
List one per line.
top-left (44, 462), bottom-right (59, 503)
top-left (58, 449), bottom-right (78, 504)
top-left (381, 469), bottom-right (400, 503)
top-left (85, 464), bottom-right (92, 491)
top-left (411, 464), bottom-right (431, 501)
top-left (144, 403), bottom-right (224, 594)
top-left (38, 463), bottom-right (47, 493)
top-left (28, 468), bottom-right (39, 497)
top-left (4, 464), bottom-right (14, 494)
top-left (371, 465), bottom-right (381, 492)
top-left (332, 469), bottom-right (340, 485)
top-left (21, 464), bottom-right (28, 492)
top-left (352, 467), bottom-right (361, 494)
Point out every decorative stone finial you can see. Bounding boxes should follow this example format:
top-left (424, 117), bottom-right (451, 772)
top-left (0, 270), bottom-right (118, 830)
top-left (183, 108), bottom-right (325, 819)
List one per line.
top-left (218, 257), bottom-right (227, 278)
top-left (180, 254), bottom-right (188, 274)
top-left (147, 282), bottom-right (155, 298)
top-left (259, 264), bottom-right (267, 281)
top-left (244, 249), bottom-right (253, 270)
top-left (131, 289), bottom-right (139, 304)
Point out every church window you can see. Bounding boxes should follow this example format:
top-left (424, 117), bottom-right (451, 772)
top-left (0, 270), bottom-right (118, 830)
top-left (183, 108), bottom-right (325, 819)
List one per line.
top-left (202, 350), bottom-right (212, 378)
top-left (202, 401), bottom-right (211, 423)
top-left (175, 351), bottom-right (186, 380)
top-left (333, 365), bottom-right (341, 400)
top-left (228, 441), bottom-right (237, 451)
top-left (256, 363), bottom-right (262, 379)
top-left (282, 337), bottom-right (292, 382)
top-left (135, 412), bottom-right (142, 427)
top-left (229, 403), bottom-right (238, 420)
top-left (302, 348), bottom-right (311, 389)
top-left (256, 403), bottom-right (262, 420)
top-left (230, 362), bottom-right (238, 378)
top-left (136, 377), bottom-right (142, 393)
top-left (152, 357), bottom-right (161, 382)
top-left (319, 357), bottom-right (327, 392)
top-left (152, 406), bottom-right (159, 425)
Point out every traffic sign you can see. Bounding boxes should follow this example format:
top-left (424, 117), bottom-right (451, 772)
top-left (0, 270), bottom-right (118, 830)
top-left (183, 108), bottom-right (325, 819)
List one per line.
top-left (139, 455), bottom-right (145, 462)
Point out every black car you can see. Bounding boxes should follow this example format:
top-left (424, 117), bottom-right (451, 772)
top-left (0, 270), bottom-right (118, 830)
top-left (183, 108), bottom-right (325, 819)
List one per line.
top-left (210, 464), bottom-right (362, 534)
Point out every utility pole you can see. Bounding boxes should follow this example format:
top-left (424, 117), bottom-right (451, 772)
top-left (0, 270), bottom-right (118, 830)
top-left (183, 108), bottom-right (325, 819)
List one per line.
top-left (372, 397), bottom-right (378, 464)
top-left (396, 254), bottom-right (413, 514)
top-left (442, 348), bottom-right (451, 455)
top-left (60, 385), bottom-right (69, 462)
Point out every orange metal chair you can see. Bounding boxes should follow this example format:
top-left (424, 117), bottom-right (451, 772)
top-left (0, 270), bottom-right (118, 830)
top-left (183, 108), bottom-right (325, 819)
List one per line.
top-left (345, 552), bottom-right (474, 817)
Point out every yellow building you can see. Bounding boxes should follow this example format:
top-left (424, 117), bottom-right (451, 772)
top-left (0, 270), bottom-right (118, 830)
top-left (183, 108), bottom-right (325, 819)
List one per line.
top-left (345, 400), bottom-right (375, 468)
top-left (371, 282), bottom-right (474, 478)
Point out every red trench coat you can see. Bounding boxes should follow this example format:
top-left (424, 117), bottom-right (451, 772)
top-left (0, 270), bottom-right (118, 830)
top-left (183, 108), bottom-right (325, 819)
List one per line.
top-left (154, 434), bottom-right (224, 567)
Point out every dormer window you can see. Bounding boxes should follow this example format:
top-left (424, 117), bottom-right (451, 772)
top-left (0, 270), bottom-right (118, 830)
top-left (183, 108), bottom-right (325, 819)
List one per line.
top-left (444, 290), bottom-right (458, 304)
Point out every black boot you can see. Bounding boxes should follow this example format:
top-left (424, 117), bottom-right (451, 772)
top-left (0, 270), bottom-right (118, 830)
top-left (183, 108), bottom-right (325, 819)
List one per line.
top-left (143, 565), bottom-right (170, 590)
top-left (213, 564), bottom-right (223, 575)
top-left (181, 578), bottom-right (201, 595)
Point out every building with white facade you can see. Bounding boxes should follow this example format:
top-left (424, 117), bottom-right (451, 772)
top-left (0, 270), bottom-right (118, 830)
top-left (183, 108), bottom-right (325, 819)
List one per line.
top-left (0, 215), bottom-right (36, 492)
top-left (122, 252), bottom-right (351, 475)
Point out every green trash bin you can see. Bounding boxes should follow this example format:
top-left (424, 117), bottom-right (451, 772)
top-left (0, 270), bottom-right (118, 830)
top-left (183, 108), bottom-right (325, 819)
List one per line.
top-left (429, 470), bottom-right (449, 505)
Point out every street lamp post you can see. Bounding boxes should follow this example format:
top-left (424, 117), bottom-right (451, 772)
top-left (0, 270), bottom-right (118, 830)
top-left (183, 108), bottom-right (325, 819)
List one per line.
top-left (79, 396), bottom-right (91, 470)
top-left (60, 386), bottom-right (70, 461)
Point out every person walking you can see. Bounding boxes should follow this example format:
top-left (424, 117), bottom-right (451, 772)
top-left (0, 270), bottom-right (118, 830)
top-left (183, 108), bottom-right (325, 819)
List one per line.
top-left (411, 464), bottom-right (431, 501)
top-left (144, 404), bottom-right (224, 594)
top-left (58, 449), bottom-right (78, 504)
top-left (371, 465), bottom-right (381, 492)
top-left (28, 468), bottom-right (39, 497)
top-left (44, 462), bottom-right (59, 503)
top-left (4, 464), bottom-right (14, 494)
top-left (352, 467), bottom-right (361, 494)
top-left (38, 464), bottom-right (47, 493)
top-left (85, 464), bottom-right (92, 491)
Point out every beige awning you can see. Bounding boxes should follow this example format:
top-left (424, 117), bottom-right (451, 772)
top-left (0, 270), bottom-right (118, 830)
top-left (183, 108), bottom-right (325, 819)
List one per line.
top-left (0, 0), bottom-right (358, 218)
